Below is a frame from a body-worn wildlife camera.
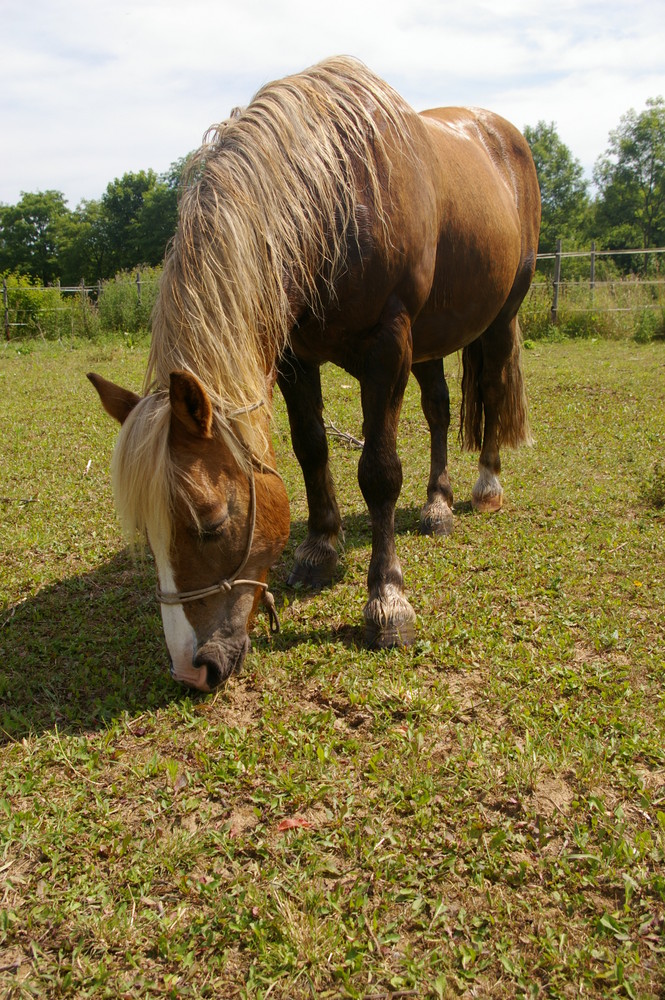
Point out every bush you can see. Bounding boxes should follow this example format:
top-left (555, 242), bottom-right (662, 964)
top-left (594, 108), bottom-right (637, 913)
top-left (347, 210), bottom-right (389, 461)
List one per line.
top-left (2, 273), bottom-right (99, 340)
top-left (2, 267), bottom-right (164, 341)
top-left (97, 267), bottom-right (161, 334)
top-left (559, 311), bottom-right (603, 339)
top-left (633, 308), bottom-right (665, 343)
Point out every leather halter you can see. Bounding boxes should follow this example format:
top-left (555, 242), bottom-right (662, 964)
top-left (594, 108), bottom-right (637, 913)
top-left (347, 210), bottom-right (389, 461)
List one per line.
top-left (155, 404), bottom-right (281, 634)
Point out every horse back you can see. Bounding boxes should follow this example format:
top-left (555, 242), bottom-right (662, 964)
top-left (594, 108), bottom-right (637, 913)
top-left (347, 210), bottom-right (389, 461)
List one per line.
top-left (419, 106), bottom-right (540, 250)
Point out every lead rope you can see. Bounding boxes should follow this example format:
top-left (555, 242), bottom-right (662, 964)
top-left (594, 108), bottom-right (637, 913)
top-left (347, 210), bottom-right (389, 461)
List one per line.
top-left (155, 404), bottom-right (281, 634)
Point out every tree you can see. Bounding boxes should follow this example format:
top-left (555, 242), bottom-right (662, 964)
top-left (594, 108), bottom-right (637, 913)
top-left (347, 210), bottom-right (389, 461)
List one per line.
top-left (100, 170), bottom-right (160, 275)
top-left (594, 97), bottom-right (665, 251)
top-left (0, 190), bottom-right (71, 285)
top-left (134, 158), bottom-right (188, 266)
top-left (523, 122), bottom-right (591, 254)
top-left (58, 199), bottom-right (108, 286)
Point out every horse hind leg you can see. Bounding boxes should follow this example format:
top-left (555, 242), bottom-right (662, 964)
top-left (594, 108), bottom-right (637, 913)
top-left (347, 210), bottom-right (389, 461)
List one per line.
top-left (460, 314), bottom-right (530, 512)
top-left (277, 351), bottom-right (341, 590)
top-left (411, 358), bottom-right (454, 535)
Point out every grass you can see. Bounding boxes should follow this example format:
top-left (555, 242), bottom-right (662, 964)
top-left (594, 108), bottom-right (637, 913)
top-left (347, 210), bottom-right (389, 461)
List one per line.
top-left (1, 334), bottom-right (664, 998)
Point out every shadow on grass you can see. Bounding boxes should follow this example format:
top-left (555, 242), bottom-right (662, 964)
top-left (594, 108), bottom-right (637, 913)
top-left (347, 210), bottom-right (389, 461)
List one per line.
top-left (272, 506), bottom-right (422, 597)
top-left (284, 503), bottom-right (447, 558)
top-left (0, 552), bottom-right (183, 743)
top-left (1, 503), bottom-right (457, 742)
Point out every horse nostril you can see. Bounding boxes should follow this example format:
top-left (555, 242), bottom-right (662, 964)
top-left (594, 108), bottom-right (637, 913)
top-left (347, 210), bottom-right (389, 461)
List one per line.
top-left (193, 656), bottom-right (224, 691)
top-left (205, 661), bottom-right (223, 690)
top-left (193, 637), bottom-right (251, 691)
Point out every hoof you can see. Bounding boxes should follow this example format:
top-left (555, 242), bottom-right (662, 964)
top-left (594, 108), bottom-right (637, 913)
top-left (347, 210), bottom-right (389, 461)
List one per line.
top-left (363, 618), bottom-right (416, 648)
top-left (419, 498), bottom-right (454, 536)
top-left (287, 534), bottom-right (339, 590)
top-left (287, 555), bottom-right (337, 591)
top-left (471, 492), bottom-right (503, 513)
top-left (363, 586), bottom-right (416, 648)
top-left (472, 468), bottom-right (503, 514)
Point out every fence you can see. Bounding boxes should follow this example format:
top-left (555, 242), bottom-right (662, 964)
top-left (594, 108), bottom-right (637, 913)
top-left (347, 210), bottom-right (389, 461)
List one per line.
top-left (534, 242), bottom-right (665, 323)
top-left (3, 247), bottom-right (665, 339)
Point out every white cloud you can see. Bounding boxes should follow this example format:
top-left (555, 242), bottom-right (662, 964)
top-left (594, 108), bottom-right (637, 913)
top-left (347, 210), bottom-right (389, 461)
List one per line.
top-left (1, 0), bottom-right (664, 204)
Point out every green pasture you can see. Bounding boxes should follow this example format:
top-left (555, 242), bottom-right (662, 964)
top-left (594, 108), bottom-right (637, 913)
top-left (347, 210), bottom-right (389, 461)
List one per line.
top-left (1, 335), bottom-right (664, 998)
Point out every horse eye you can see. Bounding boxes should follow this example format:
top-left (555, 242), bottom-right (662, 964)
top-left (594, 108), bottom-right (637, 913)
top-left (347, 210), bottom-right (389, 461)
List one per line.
top-left (200, 516), bottom-right (229, 540)
top-left (194, 505), bottom-right (230, 540)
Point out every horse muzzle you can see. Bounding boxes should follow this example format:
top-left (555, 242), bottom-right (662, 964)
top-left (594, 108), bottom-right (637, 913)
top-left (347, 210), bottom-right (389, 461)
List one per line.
top-left (169, 634), bottom-right (251, 692)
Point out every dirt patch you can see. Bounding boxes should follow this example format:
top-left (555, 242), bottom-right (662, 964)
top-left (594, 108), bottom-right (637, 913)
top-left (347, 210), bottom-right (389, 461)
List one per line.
top-left (227, 804), bottom-right (261, 838)
top-left (532, 773), bottom-right (575, 818)
top-left (204, 676), bottom-right (264, 730)
top-left (445, 668), bottom-right (487, 716)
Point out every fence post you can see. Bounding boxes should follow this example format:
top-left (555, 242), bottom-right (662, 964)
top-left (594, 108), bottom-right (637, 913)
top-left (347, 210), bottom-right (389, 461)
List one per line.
top-left (590, 241), bottom-right (596, 305)
top-left (550, 239), bottom-right (562, 324)
top-left (3, 278), bottom-right (9, 341)
top-left (80, 278), bottom-right (87, 331)
top-left (136, 270), bottom-right (141, 305)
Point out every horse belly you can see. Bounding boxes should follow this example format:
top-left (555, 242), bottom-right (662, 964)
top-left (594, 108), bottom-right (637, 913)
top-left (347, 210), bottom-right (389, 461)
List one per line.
top-left (412, 234), bottom-right (520, 362)
top-left (410, 109), bottom-right (526, 361)
top-left (412, 310), bottom-right (484, 361)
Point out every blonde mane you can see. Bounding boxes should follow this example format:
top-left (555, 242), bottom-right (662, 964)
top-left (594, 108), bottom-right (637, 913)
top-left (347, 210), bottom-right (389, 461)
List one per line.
top-left (111, 393), bottom-right (174, 567)
top-left (112, 56), bottom-right (418, 557)
top-left (147, 56), bottom-right (416, 406)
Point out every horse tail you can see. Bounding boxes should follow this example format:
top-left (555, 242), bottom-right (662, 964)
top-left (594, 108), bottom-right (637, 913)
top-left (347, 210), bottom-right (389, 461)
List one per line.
top-left (459, 319), bottom-right (531, 451)
top-left (500, 319), bottom-right (532, 448)
top-left (459, 338), bottom-right (484, 451)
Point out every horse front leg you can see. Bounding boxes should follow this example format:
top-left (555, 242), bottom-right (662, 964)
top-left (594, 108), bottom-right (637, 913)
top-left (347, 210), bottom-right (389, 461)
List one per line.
top-left (412, 358), bottom-right (454, 535)
top-left (277, 350), bottom-right (341, 589)
top-left (358, 301), bottom-right (416, 648)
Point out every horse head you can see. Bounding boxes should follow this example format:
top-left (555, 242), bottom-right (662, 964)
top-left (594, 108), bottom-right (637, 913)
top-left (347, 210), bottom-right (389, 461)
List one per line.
top-left (88, 370), bottom-right (290, 692)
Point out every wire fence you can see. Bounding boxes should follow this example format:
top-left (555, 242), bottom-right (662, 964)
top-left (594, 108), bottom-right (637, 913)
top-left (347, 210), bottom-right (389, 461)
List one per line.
top-left (3, 246), bottom-right (665, 340)
top-left (534, 242), bottom-right (665, 323)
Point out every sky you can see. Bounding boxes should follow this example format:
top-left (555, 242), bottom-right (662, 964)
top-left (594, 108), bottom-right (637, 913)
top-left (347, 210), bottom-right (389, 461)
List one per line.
top-left (2, 0), bottom-right (664, 208)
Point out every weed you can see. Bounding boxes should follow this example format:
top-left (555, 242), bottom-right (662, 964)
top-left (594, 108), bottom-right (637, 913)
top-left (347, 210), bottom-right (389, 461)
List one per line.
top-left (640, 461), bottom-right (665, 510)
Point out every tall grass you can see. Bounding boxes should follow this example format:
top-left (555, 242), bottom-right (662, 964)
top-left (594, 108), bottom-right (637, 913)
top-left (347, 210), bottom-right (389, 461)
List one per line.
top-left (4, 264), bottom-right (665, 345)
top-left (520, 275), bottom-right (665, 342)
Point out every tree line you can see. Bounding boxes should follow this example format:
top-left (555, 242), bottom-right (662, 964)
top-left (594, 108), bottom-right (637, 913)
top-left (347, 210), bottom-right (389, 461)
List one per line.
top-left (526, 96), bottom-right (665, 262)
top-left (0, 158), bottom-right (185, 288)
top-left (1, 97), bottom-right (664, 288)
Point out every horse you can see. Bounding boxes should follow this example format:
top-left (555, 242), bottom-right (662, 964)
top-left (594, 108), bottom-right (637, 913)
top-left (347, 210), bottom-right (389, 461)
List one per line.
top-left (88, 56), bottom-right (541, 693)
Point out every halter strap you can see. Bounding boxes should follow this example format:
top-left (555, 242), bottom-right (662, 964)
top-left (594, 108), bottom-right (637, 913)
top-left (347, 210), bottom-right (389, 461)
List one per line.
top-left (155, 403), bottom-right (281, 634)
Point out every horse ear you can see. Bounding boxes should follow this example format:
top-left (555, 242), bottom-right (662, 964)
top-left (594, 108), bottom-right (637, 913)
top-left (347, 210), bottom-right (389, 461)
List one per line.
top-left (169, 371), bottom-right (214, 439)
top-left (87, 372), bottom-right (141, 425)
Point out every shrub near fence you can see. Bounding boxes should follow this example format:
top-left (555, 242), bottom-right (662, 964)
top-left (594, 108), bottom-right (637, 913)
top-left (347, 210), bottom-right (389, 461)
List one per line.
top-left (2, 268), bottom-right (161, 341)
top-left (2, 273), bottom-right (100, 340)
top-left (96, 267), bottom-right (161, 336)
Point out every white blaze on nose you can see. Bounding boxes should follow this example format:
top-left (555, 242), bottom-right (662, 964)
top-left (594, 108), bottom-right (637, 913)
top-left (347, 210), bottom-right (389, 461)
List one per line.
top-left (155, 555), bottom-right (207, 689)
